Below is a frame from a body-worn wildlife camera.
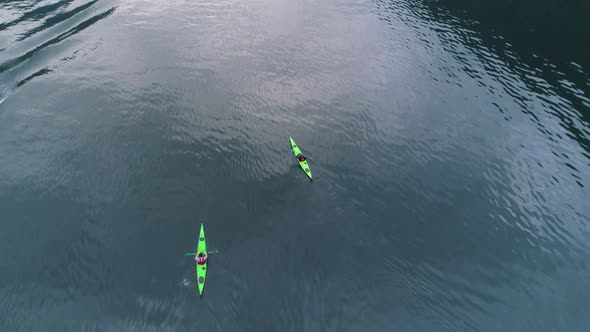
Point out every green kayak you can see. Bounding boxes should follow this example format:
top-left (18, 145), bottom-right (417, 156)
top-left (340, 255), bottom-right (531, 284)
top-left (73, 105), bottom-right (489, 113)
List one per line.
top-left (196, 223), bottom-right (207, 296)
top-left (290, 136), bottom-right (312, 180)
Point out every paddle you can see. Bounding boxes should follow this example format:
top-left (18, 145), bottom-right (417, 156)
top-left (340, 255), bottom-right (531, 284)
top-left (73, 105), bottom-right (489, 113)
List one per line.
top-left (184, 250), bottom-right (219, 256)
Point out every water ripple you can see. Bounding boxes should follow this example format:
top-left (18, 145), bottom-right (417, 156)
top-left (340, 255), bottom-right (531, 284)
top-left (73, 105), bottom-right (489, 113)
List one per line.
top-left (1, 0), bottom-right (589, 330)
top-left (0, 5), bottom-right (116, 74)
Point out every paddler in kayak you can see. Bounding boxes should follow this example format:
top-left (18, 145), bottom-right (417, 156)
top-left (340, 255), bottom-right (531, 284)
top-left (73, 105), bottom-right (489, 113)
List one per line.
top-left (296, 153), bottom-right (307, 162)
top-left (196, 252), bottom-right (208, 265)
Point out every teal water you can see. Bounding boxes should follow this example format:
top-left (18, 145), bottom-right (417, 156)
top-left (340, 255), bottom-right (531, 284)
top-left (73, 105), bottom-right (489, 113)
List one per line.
top-left (1, 0), bottom-right (589, 331)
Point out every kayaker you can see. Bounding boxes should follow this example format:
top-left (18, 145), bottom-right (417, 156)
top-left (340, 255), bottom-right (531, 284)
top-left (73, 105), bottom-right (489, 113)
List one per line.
top-left (196, 252), bottom-right (208, 265)
top-left (296, 153), bottom-right (307, 162)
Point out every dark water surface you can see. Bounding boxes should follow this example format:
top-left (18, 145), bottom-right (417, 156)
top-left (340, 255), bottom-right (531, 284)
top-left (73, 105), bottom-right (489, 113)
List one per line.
top-left (1, 0), bottom-right (589, 331)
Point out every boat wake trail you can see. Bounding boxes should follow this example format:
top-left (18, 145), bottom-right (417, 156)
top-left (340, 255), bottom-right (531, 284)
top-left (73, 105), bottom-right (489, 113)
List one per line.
top-left (0, 84), bottom-right (10, 105)
top-left (0, 0), bottom-right (117, 87)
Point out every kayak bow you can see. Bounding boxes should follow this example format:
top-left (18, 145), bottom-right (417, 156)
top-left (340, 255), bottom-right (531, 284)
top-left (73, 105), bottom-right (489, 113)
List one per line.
top-left (196, 223), bottom-right (207, 296)
top-left (290, 136), bottom-right (312, 180)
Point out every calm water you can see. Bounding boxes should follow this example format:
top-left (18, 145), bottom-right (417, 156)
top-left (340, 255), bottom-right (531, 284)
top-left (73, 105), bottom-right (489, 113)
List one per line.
top-left (1, 0), bottom-right (589, 331)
